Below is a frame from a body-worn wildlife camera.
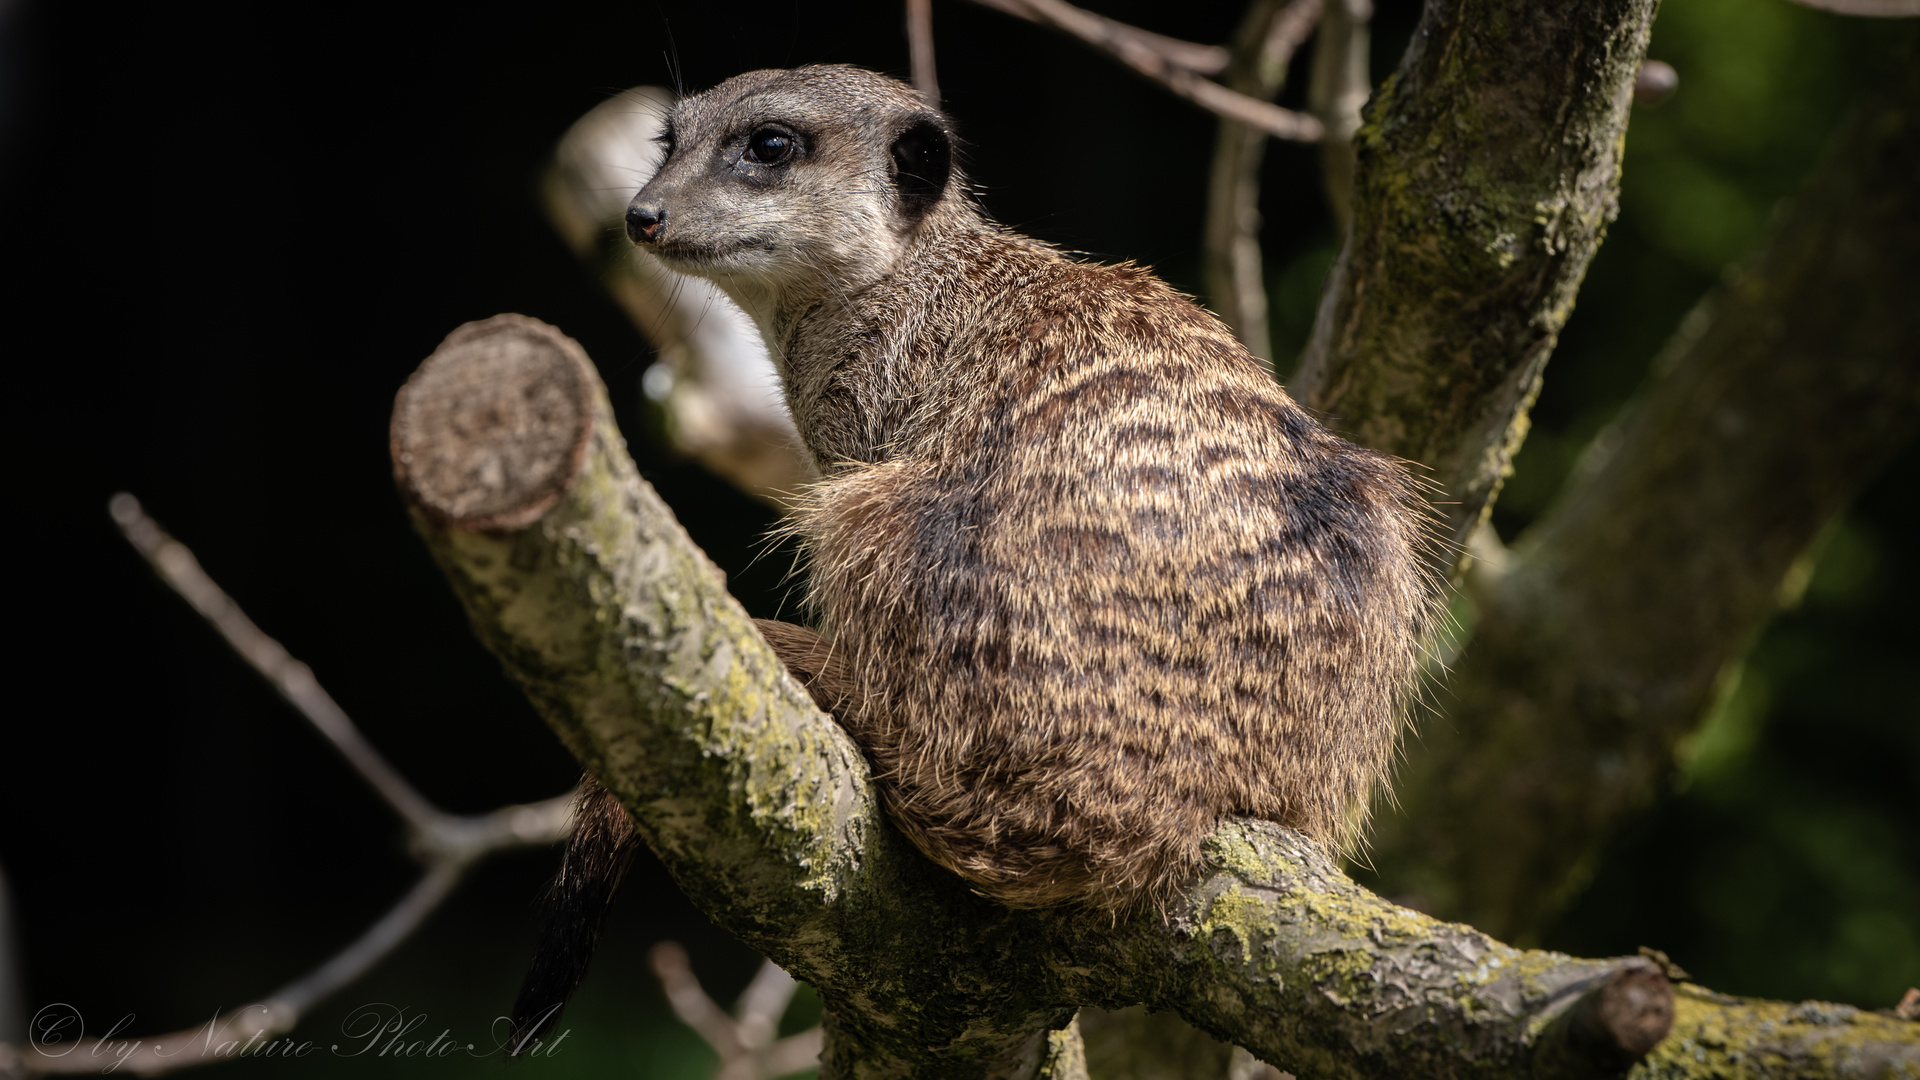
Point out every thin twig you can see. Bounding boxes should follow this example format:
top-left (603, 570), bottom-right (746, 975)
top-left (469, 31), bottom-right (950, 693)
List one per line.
top-left (1253, 0), bottom-right (1325, 92)
top-left (650, 942), bottom-right (745, 1056)
top-left (967, 0), bottom-right (1323, 141)
top-left (970, 0), bottom-right (1229, 74)
top-left (906, 0), bottom-right (941, 106)
top-left (649, 943), bottom-right (817, 1080)
top-left (107, 493), bottom-right (440, 831)
top-left (15, 864), bottom-right (462, 1077)
top-left (732, 959), bottom-right (799, 1051)
top-left (106, 493), bottom-right (577, 860)
top-left (0, 864), bottom-right (21, 1046)
top-left (714, 1030), bottom-right (824, 1080)
top-left (1779, 0), bottom-right (1919, 13)
top-left (0, 499), bottom-right (582, 1077)
top-left (1202, 0), bottom-right (1324, 364)
top-left (1307, 0), bottom-right (1372, 227)
top-left (416, 793), bottom-right (574, 862)
top-left (260, 862), bottom-right (464, 1018)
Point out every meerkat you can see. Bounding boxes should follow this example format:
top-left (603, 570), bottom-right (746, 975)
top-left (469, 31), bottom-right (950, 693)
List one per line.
top-left (510, 65), bottom-right (1435, 1051)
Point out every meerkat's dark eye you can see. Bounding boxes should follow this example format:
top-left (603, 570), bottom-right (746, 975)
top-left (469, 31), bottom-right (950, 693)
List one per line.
top-left (744, 127), bottom-right (795, 166)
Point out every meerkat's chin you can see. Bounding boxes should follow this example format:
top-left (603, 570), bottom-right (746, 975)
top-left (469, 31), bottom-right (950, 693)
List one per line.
top-left (648, 240), bottom-right (779, 277)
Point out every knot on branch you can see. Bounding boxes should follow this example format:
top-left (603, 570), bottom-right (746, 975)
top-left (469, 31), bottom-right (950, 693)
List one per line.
top-left (1532, 960), bottom-right (1674, 1078)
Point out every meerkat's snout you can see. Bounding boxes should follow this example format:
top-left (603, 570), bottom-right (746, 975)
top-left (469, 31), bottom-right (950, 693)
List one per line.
top-left (625, 203), bottom-right (664, 244)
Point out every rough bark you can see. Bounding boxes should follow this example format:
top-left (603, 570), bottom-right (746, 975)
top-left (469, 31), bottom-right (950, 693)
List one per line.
top-left (1291, 0), bottom-right (1659, 558)
top-left (389, 313), bottom-right (1920, 1079)
top-left (1366, 62), bottom-right (1920, 939)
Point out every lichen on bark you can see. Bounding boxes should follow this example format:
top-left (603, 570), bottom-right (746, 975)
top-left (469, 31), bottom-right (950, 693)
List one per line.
top-left (391, 316), bottom-right (1919, 1078)
top-left (1292, 0), bottom-right (1660, 557)
top-left (1364, 60), bottom-right (1920, 941)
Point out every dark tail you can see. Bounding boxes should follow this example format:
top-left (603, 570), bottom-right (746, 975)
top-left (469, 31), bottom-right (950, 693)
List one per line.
top-left (506, 774), bottom-right (640, 1057)
top-left (506, 620), bottom-right (845, 1057)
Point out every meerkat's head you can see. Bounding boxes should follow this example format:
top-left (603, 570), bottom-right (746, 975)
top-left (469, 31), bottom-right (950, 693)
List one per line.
top-left (625, 66), bottom-right (964, 308)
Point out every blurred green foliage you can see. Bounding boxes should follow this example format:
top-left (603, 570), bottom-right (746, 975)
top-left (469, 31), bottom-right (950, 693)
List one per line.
top-left (1498, 0), bottom-right (1920, 1011)
top-left (1546, 458), bottom-right (1920, 1006)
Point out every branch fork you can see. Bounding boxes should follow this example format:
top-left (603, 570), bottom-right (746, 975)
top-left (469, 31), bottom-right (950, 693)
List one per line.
top-left (377, 312), bottom-right (1920, 1080)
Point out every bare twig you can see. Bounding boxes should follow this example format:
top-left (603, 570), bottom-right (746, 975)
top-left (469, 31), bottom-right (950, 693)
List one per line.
top-left (731, 958), bottom-right (800, 1051)
top-left (0, 501), bottom-right (578, 1078)
top-left (106, 494), bottom-right (575, 861)
top-left (0, 865), bottom-right (20, 1046)
top-left (969, 0), bottom-right (1229, 73)
top-left (1306, 0), bottom-right (1371, 227)
top-left (107, 493), bottom-right (439, 831)
top-left (15, 865), bottom-right (462, 1077)
top-left (1202, 0), bottom-right (1323, 363)
top-left (650, 942), bottom-right (746, 1055)
top-left (268, 863), bottom-right (464, 1017)
top-left (967, 0), bottom-right (1324, 141)
top-left (906, 0), bottom-right (941, 106)
top-left (716, 1030), bottom-right (824, 1080)
top-left (649, 943), bottom-right (819, 1080)
top-left (1227, 1046), bottom-right (1292, 1080)
top-left (1781, 0), bottom-right (1919, 14)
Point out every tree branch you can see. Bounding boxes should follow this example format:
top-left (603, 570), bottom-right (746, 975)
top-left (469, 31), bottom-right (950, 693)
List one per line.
top-left (542, 88), bottom-right (810, 504)
top-left (1201, 0), bottom-right (1322, 365)
top-left (388, 312), bottom-right (1920, 1078)
top-left (7, 865), bottom-right (465, 1079)
top-left (0, 866), bottom-right (20, 1047)
top-left (0, 502), bottom-right (575, 1079)
top-left (964, 0), bottom-right (1324, 142)
top-left (966, 0), bottom-right (1230, 74)
top-left (1365, 60), bottom-right (1920, 938)
top-left (1292, 0), bottom-right (1659, 560)
top-left (107, 493), bottom-right (441, 831)
top-left (1305, 0), bottom-right (1370, 229)
top-left (648, 942), bottom-right (830, 1080)
top-left (906, 0), bottom-right (941, 106)
top-left (1779, 0), bottom-right (1920, 15)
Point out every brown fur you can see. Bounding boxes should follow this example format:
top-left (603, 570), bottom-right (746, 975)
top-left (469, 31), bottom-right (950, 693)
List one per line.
top-left (629, 65), bottom-right (1439, 914)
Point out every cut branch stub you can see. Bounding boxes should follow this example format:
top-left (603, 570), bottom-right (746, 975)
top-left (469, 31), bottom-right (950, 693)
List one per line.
top-left (391, 314), bottom-right (596, 531)
top-left (1529, 961), bottom-right (1674, 1079)
top-left (391, 315), bottom-right (884, 942)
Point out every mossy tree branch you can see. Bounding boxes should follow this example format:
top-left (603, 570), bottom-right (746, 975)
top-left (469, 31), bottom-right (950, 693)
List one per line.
top-left (390, 314), bottom-right (1920, 1079)
top-left (1366, 61), bottom-right (1920, 940)
top-left (1292, 0), bottom-right (1659, 557)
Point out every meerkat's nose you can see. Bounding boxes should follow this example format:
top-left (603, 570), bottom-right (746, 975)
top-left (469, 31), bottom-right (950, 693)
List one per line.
top-left (626, 203), bottom-right (666, 244)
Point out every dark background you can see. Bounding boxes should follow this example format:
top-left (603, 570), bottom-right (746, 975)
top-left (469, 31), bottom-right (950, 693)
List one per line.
top-left (1, 0), bottom-right (1913, 1076)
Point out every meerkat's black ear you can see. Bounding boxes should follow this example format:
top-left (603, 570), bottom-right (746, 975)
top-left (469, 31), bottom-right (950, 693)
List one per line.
top-left (890, 115), bottom-right (952, 220)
